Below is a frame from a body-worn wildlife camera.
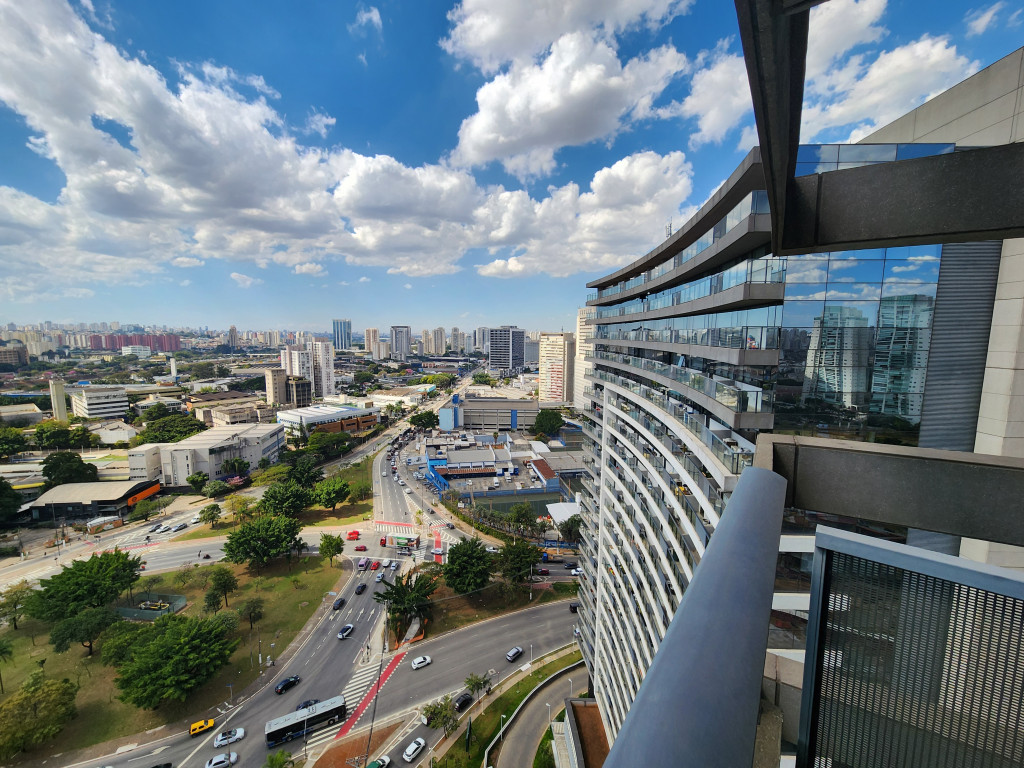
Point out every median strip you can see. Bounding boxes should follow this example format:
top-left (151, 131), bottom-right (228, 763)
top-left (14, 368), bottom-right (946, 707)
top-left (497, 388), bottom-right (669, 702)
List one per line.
top-left (337, 651), bottom-right (407, 737)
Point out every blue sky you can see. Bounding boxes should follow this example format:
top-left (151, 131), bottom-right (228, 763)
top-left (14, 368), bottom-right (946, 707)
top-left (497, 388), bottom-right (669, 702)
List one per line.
top-left (0, 0), bottom-right (1019, 334)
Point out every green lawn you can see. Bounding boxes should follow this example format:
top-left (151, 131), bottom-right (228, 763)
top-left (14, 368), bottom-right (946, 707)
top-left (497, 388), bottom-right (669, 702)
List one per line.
top-left (3, 556), bottom-right (350, 761)
top-left (427, 580), bottom-right (577, 638)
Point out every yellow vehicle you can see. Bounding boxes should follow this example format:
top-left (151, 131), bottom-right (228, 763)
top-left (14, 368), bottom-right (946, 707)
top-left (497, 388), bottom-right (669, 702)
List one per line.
top-left (190, 719), bottom-right (215, 737)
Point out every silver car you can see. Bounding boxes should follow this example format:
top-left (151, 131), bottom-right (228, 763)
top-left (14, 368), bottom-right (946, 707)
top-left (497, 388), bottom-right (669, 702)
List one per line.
top-left (213, 728), bottom-right (245, 748)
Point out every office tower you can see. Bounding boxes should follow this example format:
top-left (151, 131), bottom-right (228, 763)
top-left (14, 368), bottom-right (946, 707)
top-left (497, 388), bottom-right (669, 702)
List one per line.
top-left (487, 326), bottom-right (525, 376)
top-left (49, 378), bottom-right (67, 421)
top-left (305, 340), bottom-right (335, 398)
top-left (390, 326), bottom-right (412, 361)
top-left (332, 319), bottom-right (352, 351)
top-left (265, 368), bottom-right (287, 406)
top-left (227, 325), bottom-right (239, 349)
top-left (476, 326), bottom-right (490, 353)
top-left (285, 377), bottom-right (312, 408)
top-left (574, 308), bottom-right (595, 411)
top-left (538, 332), bottom-right (575, 402)
top-left (364, 327), bottom-right (379, 352)
top-left (421, 329), bottom-right (432, 355)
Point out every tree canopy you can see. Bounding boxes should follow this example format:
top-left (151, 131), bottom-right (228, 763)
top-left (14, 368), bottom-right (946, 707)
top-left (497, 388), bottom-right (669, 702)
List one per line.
top-left (533, 409), bottom-right (564, 437)
top-left (223, 515), bottom-right (303, 573)
top-left (287, 456), bottom-right (324, 488)
top-left (496, 540), bottom-right (540, 593)
top-left (209, 566), bottom-right (239, 607)
top-left (373, 570), bottom-right (439, 643)
top-left (199, 503), bottom-right (222, 527)
top-left (558, 514), bottom-right (584, 543)
top-left (41, 451), bottom-right (99, 489)
top-left (0, 581), bottom-right (32, 630)
top-left (260, 480), bottom-right (312, 517)
top-left (34, 420), bottom-right (72, 450)
top-left (134, 414), bottom-right (207, 445)
top-left (0, 670), bottom-right (79, 759)
top-left (142, 402), bottom-right (171, 421)
top-left (0, 427), bottom-right (28, 461)
top-left (422, 694), bottom-right (459, 736)
top-left (49, 607), bottom-right (119, 656)
top-left (318, 533), bottom-right (344, 566)
top-left (221, 457), bottom-right (250, 477)
top-left (307, 431), bottom-right (350, 461)
top-left (186, 471), bottom-right (209, 493)
top-left (27, 549), bottom-right (143, 623)
top-left (313, 476), bottom-right (350, 511)
top-left (409, 410), bottom-right (439, 429)
top-left (442, 538), bottom-right (493, 594)
top-left (349, 480), bottom-right (372, 501)
top-left (0, 479), bottom-right (22, 524)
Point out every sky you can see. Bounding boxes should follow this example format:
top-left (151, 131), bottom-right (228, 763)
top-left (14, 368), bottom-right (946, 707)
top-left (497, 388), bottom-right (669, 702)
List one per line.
top-left (0, 0), bottom-right (1019, 335)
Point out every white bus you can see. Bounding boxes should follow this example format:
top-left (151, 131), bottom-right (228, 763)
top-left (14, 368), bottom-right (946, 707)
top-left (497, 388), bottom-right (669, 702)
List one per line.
top-left (265, 695), bottom-right (347, 747)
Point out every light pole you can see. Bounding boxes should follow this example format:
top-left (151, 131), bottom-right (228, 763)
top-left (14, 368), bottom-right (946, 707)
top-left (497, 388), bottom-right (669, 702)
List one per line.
top-left (226, 683), bottom-right (233, 703)
top-left (500, 714), bottom-right (506, 742)
top-left (546, 702), bottom-right (551, 723)
top-left (569, 677), bottom-right (573, 699)
top-left (530, 643), bottom-right (533, 663)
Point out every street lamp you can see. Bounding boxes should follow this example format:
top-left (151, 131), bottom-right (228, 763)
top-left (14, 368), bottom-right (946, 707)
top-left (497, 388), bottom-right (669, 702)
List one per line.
top-left (226, 683), bottom-right (233, 703)
top-left (530, 643), bottom-right (533, 663)
top-left (500, 714), bottom-right (506, 742)
top-left (546, 702), bottom-right (551, 723)
top-left (569, 677), bottom-right (573, 699)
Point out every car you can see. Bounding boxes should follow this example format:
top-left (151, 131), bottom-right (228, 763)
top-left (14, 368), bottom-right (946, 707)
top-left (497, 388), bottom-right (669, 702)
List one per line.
top-left (382, 470), bottom-right (386, 476)
top-left (390, 561), bottom-right (399, 570)
top-left (485, 546), bottom-right (500, 554)
top-left (274, 675), bottom-right (300, 694)
top-left (410, 655), bottom-right (432, 670)
top-left (569, 602), bottom-right (579, 613)
top-left (149, 523), bottom-right (163, 533)
top-left (370, 561), bottom-right (381, 570)
top-left (346, 531), bottom-right (360, 540)
top-left (574, 627), bottom-right (582, 638)
top-left (204, 752), bottom-right (238, 768)
top-left (381, 558), bottom-right (391, 568)
top-left (190, 719), bottom-right (216, 737)
top-left (355, 583), bottom-right (367, 595)
top-left (332, 597), bottom-right (346, 610)
top-left (537, 567), bottom-right (550, 575)
top-left (563, 562), bottom-right (576, 569)
top-left (506, 646), bottom-right (523, 662)
top-left (454, 692), bottom-right (474, 712)
top-left (158, 525), bottom-right (172, 534)
top-left (367, 757), bottom-right (392, 768)
top-left (296, 699), bottom-right (320, 711)
top-left (402, 737), bottom-right (426, 761)
top-left (213, 728), bottom-right (245, 747)
top-left (172, 522), bottom-right (188, 532)
top-left (398, 479), bottom-right (405, 486)
top-left (445, 522), bottom-right (455, 529)
top-left (571, 568), bottom-right (582, 577)
top-left (405, 488), bottom-right (412, 494)
top-left (337, 624), bottom-right (354, 639)
top-left (191, 515), bottom-right (202, 524)
top-left (375, 572), bottom-right (384, 582)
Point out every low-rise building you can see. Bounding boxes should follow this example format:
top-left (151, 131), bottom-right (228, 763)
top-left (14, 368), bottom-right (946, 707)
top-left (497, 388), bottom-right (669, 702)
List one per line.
top-left (439, 392), bottom-right (548, 432)
top-left (370, 387), bottom-right (427, 409)
top-left (275, 404), bottom-right (380, 436)
top-left (25, 479), bottom-right (160, 522)
top-left (86, 420), bottom-right (139, 445)
top-left (193, 401), bottom-right (277, 427)
top-left (70, 386), bottom-right (129, 419)
top-left (157, 424), bottom-right (286, 487)
top-left (133, 394), bottom-right (187, 416)
top-left (0, 403), bottom-right (43, 425)
top-left (128, 444), bottom-right (163, 482)
top-left (183, 390), bottom-right (258, 412)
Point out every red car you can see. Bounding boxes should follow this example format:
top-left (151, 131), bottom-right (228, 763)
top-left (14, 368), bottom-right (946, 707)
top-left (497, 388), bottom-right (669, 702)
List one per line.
top-left (346, 531), bottom-right (360, 540)
top-left (380, 536), bottom-right (387, 546)
top-left (537, 568), bottom-right (550, 575)
top-left (370, 561), bottom-right (381, 570)
top-left (354, 545), bottom-right (367, 552)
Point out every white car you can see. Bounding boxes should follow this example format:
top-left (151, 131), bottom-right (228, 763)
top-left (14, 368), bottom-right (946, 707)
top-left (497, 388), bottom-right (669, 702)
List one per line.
top-left (485, 546), bottom-right (500, 554)
top-left (571, 568), bottom-right (582, 576)
top-left (431, 547), bottom-right (443, 555)
top-left (410, 655), bottom-right (432, 670)
top-left (204, 753), bottom-right (238, 768)
top-left (190, 515), bottom-right (201, 524)
top-left (213, 728), bottom-right (245, 747)
top-left (402, 737), bottom-right (425, 761)
top-left (405, 488), bottom-right (412, 494)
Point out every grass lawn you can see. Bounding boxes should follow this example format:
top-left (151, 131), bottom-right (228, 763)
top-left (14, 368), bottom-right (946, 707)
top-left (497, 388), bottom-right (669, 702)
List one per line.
top-left (426, 579), bottom-right (577, 638)
top-left (4, 556), bottom-right (350, 762)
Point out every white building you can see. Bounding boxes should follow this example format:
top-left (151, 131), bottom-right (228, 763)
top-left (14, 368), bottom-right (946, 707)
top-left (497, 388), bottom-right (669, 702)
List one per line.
top-left (539, 332), bottom-right (576, 403)
top-left (364, 327), bottom-right (380, 352)
top-left (306, 340), bottom-right (335, 398)
top-left (281, 345), bottom-right (313, 383)
top-left (70, 386), bottom-right (129, 419)
top-left (128, 443), bottom-right (163, 481)
top-left (390, 326), bottom-right (412, 361)
top-left (87, 420), bottom-right (139, 445)
top-left (157, 424), bottom-right (286, 486)
top-left (573, 308), bottom-right (595, 411)
top-left (121, 345), bottom-right (152, 358)
top-left (276, 403), bottom-right (380, 435)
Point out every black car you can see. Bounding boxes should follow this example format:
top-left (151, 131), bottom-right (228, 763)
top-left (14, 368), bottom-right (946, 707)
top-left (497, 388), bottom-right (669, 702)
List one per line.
top-left (445, 522), bottom-right (455, 529)
top-left (569, 602), bottom-right (579, 613)
top-left (274, 675), bottom-right (300, 694)
top-left (454, 692), bottom-right (474, 712)
top-left (332, 597), bottom-right (346, 610)
top-left (355, 583), bottom-right (367, 595)
top-left (563, 562), bottom-right (576, 569)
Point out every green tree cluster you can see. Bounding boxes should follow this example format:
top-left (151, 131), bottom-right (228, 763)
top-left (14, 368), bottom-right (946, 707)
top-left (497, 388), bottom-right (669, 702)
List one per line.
top-left (199, 503), bottom-right (222, 527)
top-left (0, 670), bottom-right (79, 758)
top-left (186, 471), bottom-right (209, 493)
top-left (260, 481), bottom-right (312, 517)
top-left (223, 515), bottom-right (303, 574)
top-left (221, 457), bottom-right (250, 477)
top-left (409, 411), bottom-right (439, 430)
top-left (532, 409), bottom-right (564, 438)
top-left (313, 476), bottom-right (350, 511)
top-left (134, 414), bottom-right (207, 446)
top-left (442, 538), bottom-right (493, 594)
top-left (372, 570), bottom-right (438, 642)
top-left (557, 514), bottom-right (583, 544)
top-left (41, 451), bottom-right (98, 489)
top-left (349, 480), bottom-right (372, 501)
top-left (496, 539), bottom-right (540, 596)
top-left (49, 607), bottom-right (119, 656)
top-left (201, 480), bottom-right (232, 498)
top-left (287, 456), bottom-right (324, 488)
top-left (422, 694), bottom-right (459, 736)
top-left (318, 533), bottom-right (344, 567)
top-left (307, 431), bottom-right (350, 461)
top-left (0, 581), bottom-right (32, 630)
top-left (27, 550), bottom-right (142, 623)
top-left (0, 427), bottom-right (28, 460)
top-left (0, 478), bottom-right (22, 524)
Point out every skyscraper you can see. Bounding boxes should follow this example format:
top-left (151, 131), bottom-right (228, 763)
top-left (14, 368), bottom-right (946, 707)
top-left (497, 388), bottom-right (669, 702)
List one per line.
top-left (390, 326), bottom-right (412, 361)
top-left (476, 326), bottom-right (489, 353)
top-left (332, 319), bottom-right (352, 351)
top-left (265, 368), bottom-right (287, 405)
top-left (573, 308), bottom-right (595, 410)
top-left (305, 340), bottom-right (334, 398)
top-left (364, 327), bottom-right (379, 353)
top-left (538, 332), bottom-right (575, 402)
top-left (433, 327), bottom-right (446, 355)
top-left (487, 326), bottom-right (525, 376)
top-left (227, 325), bottom-right (239, 349)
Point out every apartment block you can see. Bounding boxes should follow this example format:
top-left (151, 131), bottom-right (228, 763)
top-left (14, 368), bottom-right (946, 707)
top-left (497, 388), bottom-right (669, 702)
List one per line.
top-left (69, 386), bottom-right (129, 419)
top-left (539, 332), bottom-right (576, 403)
top-left (488, 326), bottom-right (525, 376)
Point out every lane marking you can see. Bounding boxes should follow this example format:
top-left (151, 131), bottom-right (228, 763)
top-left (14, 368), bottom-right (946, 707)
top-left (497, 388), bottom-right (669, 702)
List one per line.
top-left (336, 652), bottom-right (406, 737)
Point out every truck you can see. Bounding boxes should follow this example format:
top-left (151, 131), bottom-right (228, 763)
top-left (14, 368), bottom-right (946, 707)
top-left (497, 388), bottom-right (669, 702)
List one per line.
top-left (539, 547), bottom-right (565, 563)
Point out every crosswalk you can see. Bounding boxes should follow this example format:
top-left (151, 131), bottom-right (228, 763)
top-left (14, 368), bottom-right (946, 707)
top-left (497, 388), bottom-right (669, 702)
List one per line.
top-left (302, 661), bottom-right (383, 749)
top-left (375, 521), bottom-right (460, 546)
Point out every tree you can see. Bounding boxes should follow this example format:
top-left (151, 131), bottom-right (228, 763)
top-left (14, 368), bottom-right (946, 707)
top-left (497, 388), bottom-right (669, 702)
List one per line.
top-left (27, 550), bottom-right (143, 623)
top-left (41, 451), bottom-right (98, 489)
top-left (422, 694), bottom-right (459, 736)
top-left (186, 471), bottom-right (209, 493)
top-left (350, 480), bottom-right (372, 501)
top-left (109, 614), bottom-right (238, 709)
top-left (0, 669), bottom-right (78, 758)
top-left (464, 671), bottom-right (492, 707)
top-left (221, 457), bottom-right (250, 477)
top-left (260, 481), bottom-right (312, 517)
top-left (0, 427), bottom-right (28, 461)
top-left (496, 540), bottom-right (540, 595)
top-left (209, 566), bottom-right (239, 607)
top-left (263, 749), bottom-right (296, 768)
top-left (0, 581), bottom-right (32, 630)
top-left (373, 570), bottom-right (439, 643)
top-left (307, 431), bottom-right (350, 461)
top-left (223, 515), bottom-right (303, 574)
top-left (34, 420), bottom-right (72, 450)
top-left (68, 425), bottom-right (98, 450)
top-left (0, 638), bottom-right (11, 694)
top-left (49, 607), bottom-right (119, 656)
top-left (202, 480), bottom-right (232, 498)
top-left (199, 503), bottom-right (222, 527)
top-left (508, 502), bottom-right (537, 535)
top-left (313, 476), bottom-right (350, 512)
top-left (472, 372), bottom-right (493, 385)
top-left (142, 402), bottom-right (170, 421)
top-left (134, 414), bottom-right (207, 445)
top-left (443, 538), bottom-right (493, 594)
top-left (215, 365), bottom-right (231, 378)
top-left (288, 456), bottom-right (324, 488)
top-left (533, 409), bottom-right (564, 437)
top-left (409, 410), bottom-right (439, 430)
top-left (318, 533), bottom-right (344, 567)
top-left (558, 514), bottom-right (584, 544)
top-left (0, 478), bottom-right (21, 524)
top-left (239, 597), bottom-right (265, 629)
top-left (203, 589), bottom-right (222, 613)
top-left (225, 494), bottom-right (256, 524)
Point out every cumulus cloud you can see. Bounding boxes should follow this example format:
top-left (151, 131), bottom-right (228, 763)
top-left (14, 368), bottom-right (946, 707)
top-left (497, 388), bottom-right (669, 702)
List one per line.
top-left (805, 0), bottom-right (886, 84)
top-left (171, 256), bottom-right (205, 268)
top-left (305, 111), bottom-right (336, 138)
top-left (294, 262), bottom-right (326, 276)
top-left (349, 7), bottom-right (383, 35)
top-left (965, 3), bottom-right (1005, 36)
top-left (358, 276), bottom-right (371, 282)
top-left (451, 32), bottom-right (688, 178)
top-left (231, 272), bottom-right (263, 288)
top-left (677, 43), bottom-right (749, 148)
top-left (404, 283), bottom-right (412, 289)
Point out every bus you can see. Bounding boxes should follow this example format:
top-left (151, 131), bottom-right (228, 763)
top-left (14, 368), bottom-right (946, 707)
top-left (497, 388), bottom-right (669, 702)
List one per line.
top-left (265, 695), bottom-right (346, 747)
top-left (357, 557), bottom-right (369, 570)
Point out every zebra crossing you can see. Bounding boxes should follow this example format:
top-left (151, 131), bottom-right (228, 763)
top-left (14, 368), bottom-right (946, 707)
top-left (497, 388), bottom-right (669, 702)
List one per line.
top-left (374, 521), bottom-right (460, 546)
top-left (301, 661), bottom-right (384, 749)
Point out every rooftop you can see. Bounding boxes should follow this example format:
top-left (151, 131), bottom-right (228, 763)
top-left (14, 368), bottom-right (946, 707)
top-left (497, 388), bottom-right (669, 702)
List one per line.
top-left (31, 480), bottom-right (154, 505)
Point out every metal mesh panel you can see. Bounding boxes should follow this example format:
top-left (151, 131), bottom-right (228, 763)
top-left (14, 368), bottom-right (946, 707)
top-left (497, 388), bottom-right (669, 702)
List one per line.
top-left (811, 551), bottom-right (1024, 768)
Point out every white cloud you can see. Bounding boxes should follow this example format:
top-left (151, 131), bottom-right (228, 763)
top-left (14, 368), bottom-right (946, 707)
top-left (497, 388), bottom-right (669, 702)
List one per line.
top-left (338, 280), bottom-right (350, 286)
top-left (294, 262), bottom-right (326, 276)
top-left (451, 32), bottom-right (688, 178)
top-left (805, 0), bottom-right (887, 85)
top-left (966, 3), bottom-right (1005, 36)
top-left (442, 0), bottom-right (693, 73)
top-left (676, 43), bottom-right (750, 148)
top-left (231, 272), bottom-right (263, 288)
top-left (305, 111), bottom-right (336, 138)
top-left (349, 7), bottom-right (382, 35)
top-left (179, 279), bottom-right (191, 286)
top-left (171, 256), bottom-right (204, 268)
top-left (404, 282), bottom-right (412, 289)
top-left (736, 124), bottom-right (758, 152)
top-left (358, 276), bottom-right (371, 282)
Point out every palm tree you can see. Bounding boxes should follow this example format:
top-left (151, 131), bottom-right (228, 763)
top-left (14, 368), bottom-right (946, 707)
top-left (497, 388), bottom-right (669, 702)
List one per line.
top-left (0, 637), bottom-right (13, 694)
top-left (262, 749), bottom-right (294, 768)
top-left (464, 671), bottom-right (492, 708)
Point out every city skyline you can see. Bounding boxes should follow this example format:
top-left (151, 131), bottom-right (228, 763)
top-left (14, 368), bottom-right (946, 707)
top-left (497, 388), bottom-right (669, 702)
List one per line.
top-left (0, 1), bottom-right (1009, 330)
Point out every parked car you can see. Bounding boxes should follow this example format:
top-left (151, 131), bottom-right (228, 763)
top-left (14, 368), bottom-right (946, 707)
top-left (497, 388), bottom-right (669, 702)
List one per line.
top-left (332, 597), bottom-right (346, 610)
top-left (571, 568), bottom-right (582, 577)
top-left (157, 525), bottom-right (172, 534)
top-left (213, 728), bottom-right (245, 747)
top-left (296, 699), bottom-right (320, 711)
top-left (402, 737), bottom-right (425, 762)
top-left (354, 544), bottom-right (367, 551)
top-left (454, 692), bottom-right (474, 712)
top-left (204, 753), bottom-right (238, 768)
top-left (191, 515), bottom-right (202, 524)
top-left (149, 523), bottom-right (163, 533)
top-left (337, 624), bottom-right (354, 639)
top-left (355, 584), bottom-right (367, 595)
top-left (410, 655), bottom-right (432, 670)
top-left (485, 546), bottom-right (500, 554)
top-left (569, 602), bottom-right (579, 613)
top-left (172, 523), bottom-right (188, 532)
top-left (563, 562), bottom-right (576, 569)
top-left (506, 646), bottom-right (523, 662)
top-left (367, 758), bottom-right (392, 768)
top-left (274, 675), bottom-right (300, 694)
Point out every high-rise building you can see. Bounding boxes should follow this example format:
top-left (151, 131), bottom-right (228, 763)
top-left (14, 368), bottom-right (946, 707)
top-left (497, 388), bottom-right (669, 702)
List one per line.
top-left (573, 308), bottom-right (595, 411)
top-left (332, 319), bottom-right (352, 351)
top-left (421, 329), bottom-right (433, 355)
top-left (488, 326), bottom-right (525, 376)
top-left (265, 368), bottom-right (287, 406)
top-left (538, 332), bottom-right (575, 402)
top-left (475, 326), bottom-right (490, 353)
top-left (227, 325), bottom-right (239, 349)
top-left (70, 386), bottom-right (129, 419)
top-left (390, 326), bottom-right (412, 361)
top-left (49, 378), bottom-right (67, 421)
top-left (364, 327), bottom-right (379, 352)
top-left (280, 345), bottom-right (313, 389)
top-left (305, 340), bottom-right (335, 398)
top-left (285, 377), bottom-right (312, 408)
top-left (433, 327), bottom-right (446, 356)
